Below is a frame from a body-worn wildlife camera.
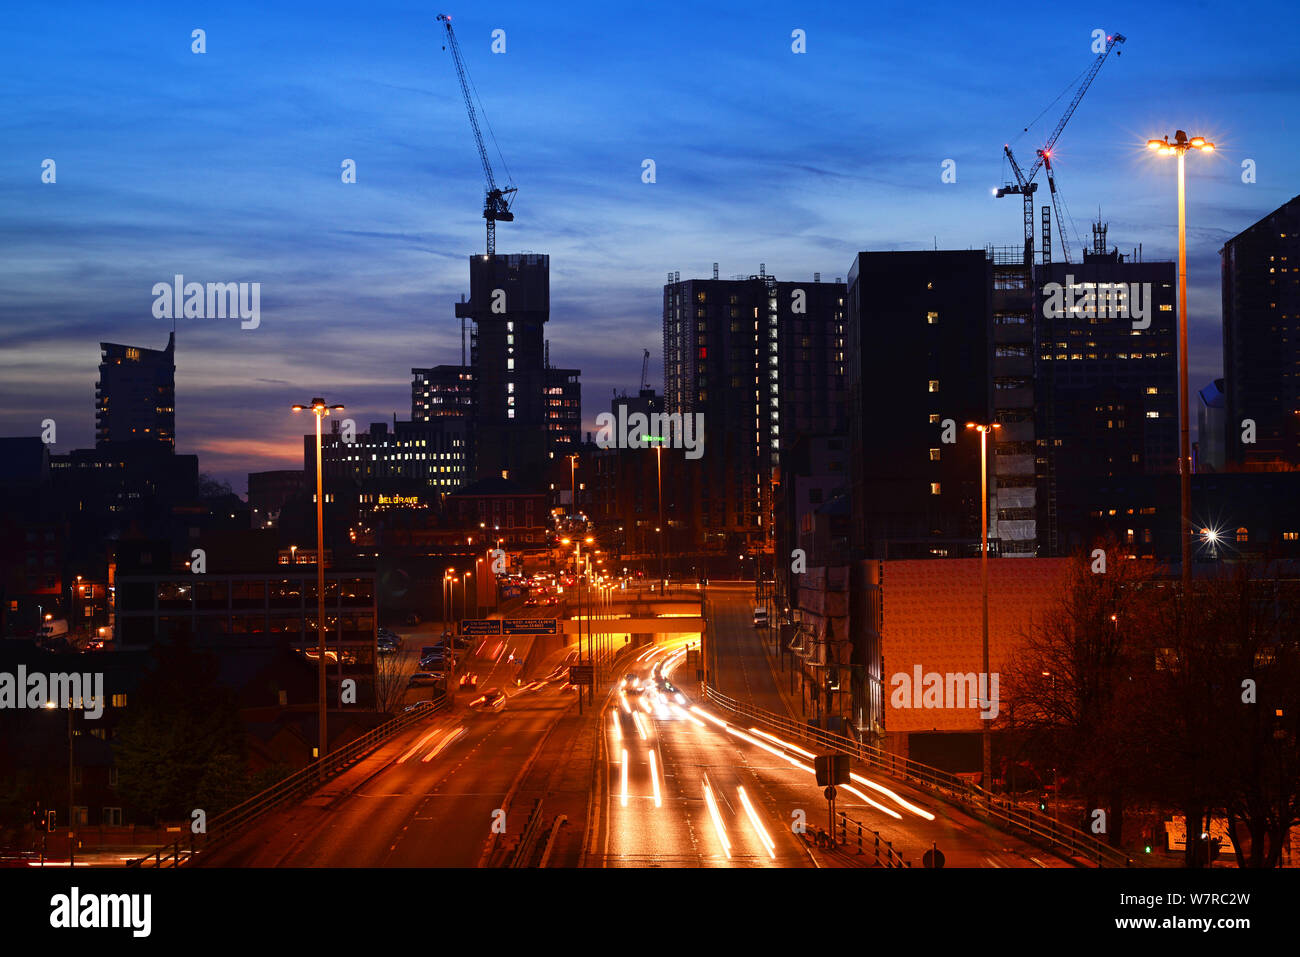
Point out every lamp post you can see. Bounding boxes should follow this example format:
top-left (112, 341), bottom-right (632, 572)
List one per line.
top-left (1147, 130), bottom-right (1215, 593)
top-left (567, 453), bottom-right (579, 517)
top-left (967, 421), bottom-right (1001, 793)
top-left (292, 397), bottom-right (344, 764)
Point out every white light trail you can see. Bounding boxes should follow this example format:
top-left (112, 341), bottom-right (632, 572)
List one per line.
top-left (737, 785), bottom-right (776, 859)
top-left (648, 749), bottom-right (662, 808)
top-left (702, 775), bottom-right (731, 859)
top-left (422, 726), bottom-right (465, 762)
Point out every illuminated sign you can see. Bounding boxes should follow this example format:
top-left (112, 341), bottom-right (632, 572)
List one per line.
top-left (376, 495), bottom-right (421, 506)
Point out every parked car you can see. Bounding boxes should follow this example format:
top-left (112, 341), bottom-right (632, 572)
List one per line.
top-left (407, 672), bottom-right (439, 688)
top-left (419, 654), bottom-right (448, 670)
top-left (753, 607), bottom-right (769, 627)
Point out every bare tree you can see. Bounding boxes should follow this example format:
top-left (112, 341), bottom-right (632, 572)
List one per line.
top-left (1000, 539), bottom-right (1166, 847)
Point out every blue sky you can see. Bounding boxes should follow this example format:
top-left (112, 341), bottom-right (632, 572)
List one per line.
top-left (2, 0), bottom-right (1297, 490)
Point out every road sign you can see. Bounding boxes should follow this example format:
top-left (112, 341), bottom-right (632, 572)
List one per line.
top-left (814, 754), bottom-right (851, 787)
top-left (461, 619), bottom-right (502, 635)
top-left (823, 785), bottom-right (837, 801)
top-left (923, 845), bottom-right (946, 869)
top-left (569, 664), bottom-right (594, 686)
top-left (503, 618), bottom-right (557, 636)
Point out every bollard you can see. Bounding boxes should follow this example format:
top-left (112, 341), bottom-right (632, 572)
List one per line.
top-left (856, 824), bottom-right (863, 855)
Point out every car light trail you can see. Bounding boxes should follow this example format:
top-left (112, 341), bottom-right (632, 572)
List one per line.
top-left (672, 703), bottom-right (706, 727)
top-left (736, 786), bottom-right (776, 859)
top-left (689, 705), bottom-right (729, 729)
top-left (701, 775), bottom-right (731, 859)
top-left (422, 726), bottom-right (465, 762)
top-left (397, 726), bottom-right (450, 764)
top-left (849, 772), bottom-right (935, 820)
top-left (475, 641), bottom-right (487, 656)
top-left (742, 727), bottom-right (934, 820)
top-left (648, 749), bottom-right (662, 807)
top-left (632, 711), bottom-right (649, 740)
top-left (639, 695), bottom-right (654, 714)
top-left (749, 728), bottom-right (815, 759)
top-left (837, 782), bottom-right (903, 820)
top-left (620, 692), bottom-right (633, 714)
top-left (726, 726), bottom-right (813, 772)
top-left (621, 750), bottom-right (629, 806)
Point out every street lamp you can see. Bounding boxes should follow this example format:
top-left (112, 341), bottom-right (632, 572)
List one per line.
top-left (1147, 130), bottom-right (1215, 592)
top-left (292, 397), bottom-right (344, 764)
top-left (44, 698), bottom-right (74, 866)
top-left (967, 420), bottom-right (1001, 794)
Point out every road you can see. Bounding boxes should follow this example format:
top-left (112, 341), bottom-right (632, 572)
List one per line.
top-left (595, 588), bottom-right (1074, 868)
top-left (206, 626), bottom-right (581, 867)
top-left (209, 585), bottom-right (1062, 867)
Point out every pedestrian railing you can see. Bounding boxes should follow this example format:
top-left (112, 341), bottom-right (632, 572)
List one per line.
top-left (704, 686), bottom-right (1132, 868)
top-left (837, 811), bottom-right (910, 867)
top-left (507, 798), bottom-right (547, 868)
top-left (128, 696), bottom-right (446, 868)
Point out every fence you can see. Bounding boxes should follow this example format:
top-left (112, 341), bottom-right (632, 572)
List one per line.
top-left (704, 686), bottom-right (1132, 868)
top-left (837, 811), bottom-right (910, 867)
top-left (128, 696), bottom-right (446, 867)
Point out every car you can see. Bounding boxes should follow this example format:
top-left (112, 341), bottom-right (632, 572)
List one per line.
top-left (407, 672), bottom-right (440, 688)
top-left (419, 654), bottom-right (448, 670)
top-left (405, 613), bottom-right (421, 626)
top-left (420, 645), bottom-right (444, 659)
top-left (459, 673), bottom-right (478, 690)
top-left (753, 607), bottom-right (769, 627)
top-left (472, 688), bottom-right (506, 711)
top-left (622, 674), bottom-right (642, 694)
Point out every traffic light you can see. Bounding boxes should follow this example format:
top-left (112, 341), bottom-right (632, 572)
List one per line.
top-left (1039, 797), bottom-right (1048, 812)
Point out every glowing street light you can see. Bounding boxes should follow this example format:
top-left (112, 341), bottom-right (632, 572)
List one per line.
top-left (1147, 130), bottom-right (1215, 591)
top-left (291, 397), bottom-right (344, 764)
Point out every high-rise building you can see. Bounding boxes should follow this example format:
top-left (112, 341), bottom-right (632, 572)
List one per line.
top-left (412, 365), bottom-right (474, 421)
top-left (311, 419), bottom-right (468, 500)
top-left (1221, 194), bottom-right (1300, 468)
top-left (662, 269), bottom-right (846, 555)
top-left (845, 250), bottom-right (990, 560)
top-left (544, 366), bottom-right (582, 456)
top-left (1034, 249), bottom-right (1178, 554)
top-left (455, 253), bottom-right (551, 483)
top-left (95, 333), bottom-right (175, 449)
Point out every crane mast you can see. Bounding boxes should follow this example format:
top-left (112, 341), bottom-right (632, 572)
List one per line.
top-left (437, 13), bottom-right (516, 255)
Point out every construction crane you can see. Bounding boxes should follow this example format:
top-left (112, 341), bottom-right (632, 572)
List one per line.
top-left (996, 32), bottom-right (1125, 266)
top-left (640, 349), bottom-right (651, 392)
top-left (437, 13), bottom-right (516, 256)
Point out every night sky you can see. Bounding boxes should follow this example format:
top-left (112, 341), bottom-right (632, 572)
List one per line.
top-left (2, 0), bottom-right (1297, 490)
